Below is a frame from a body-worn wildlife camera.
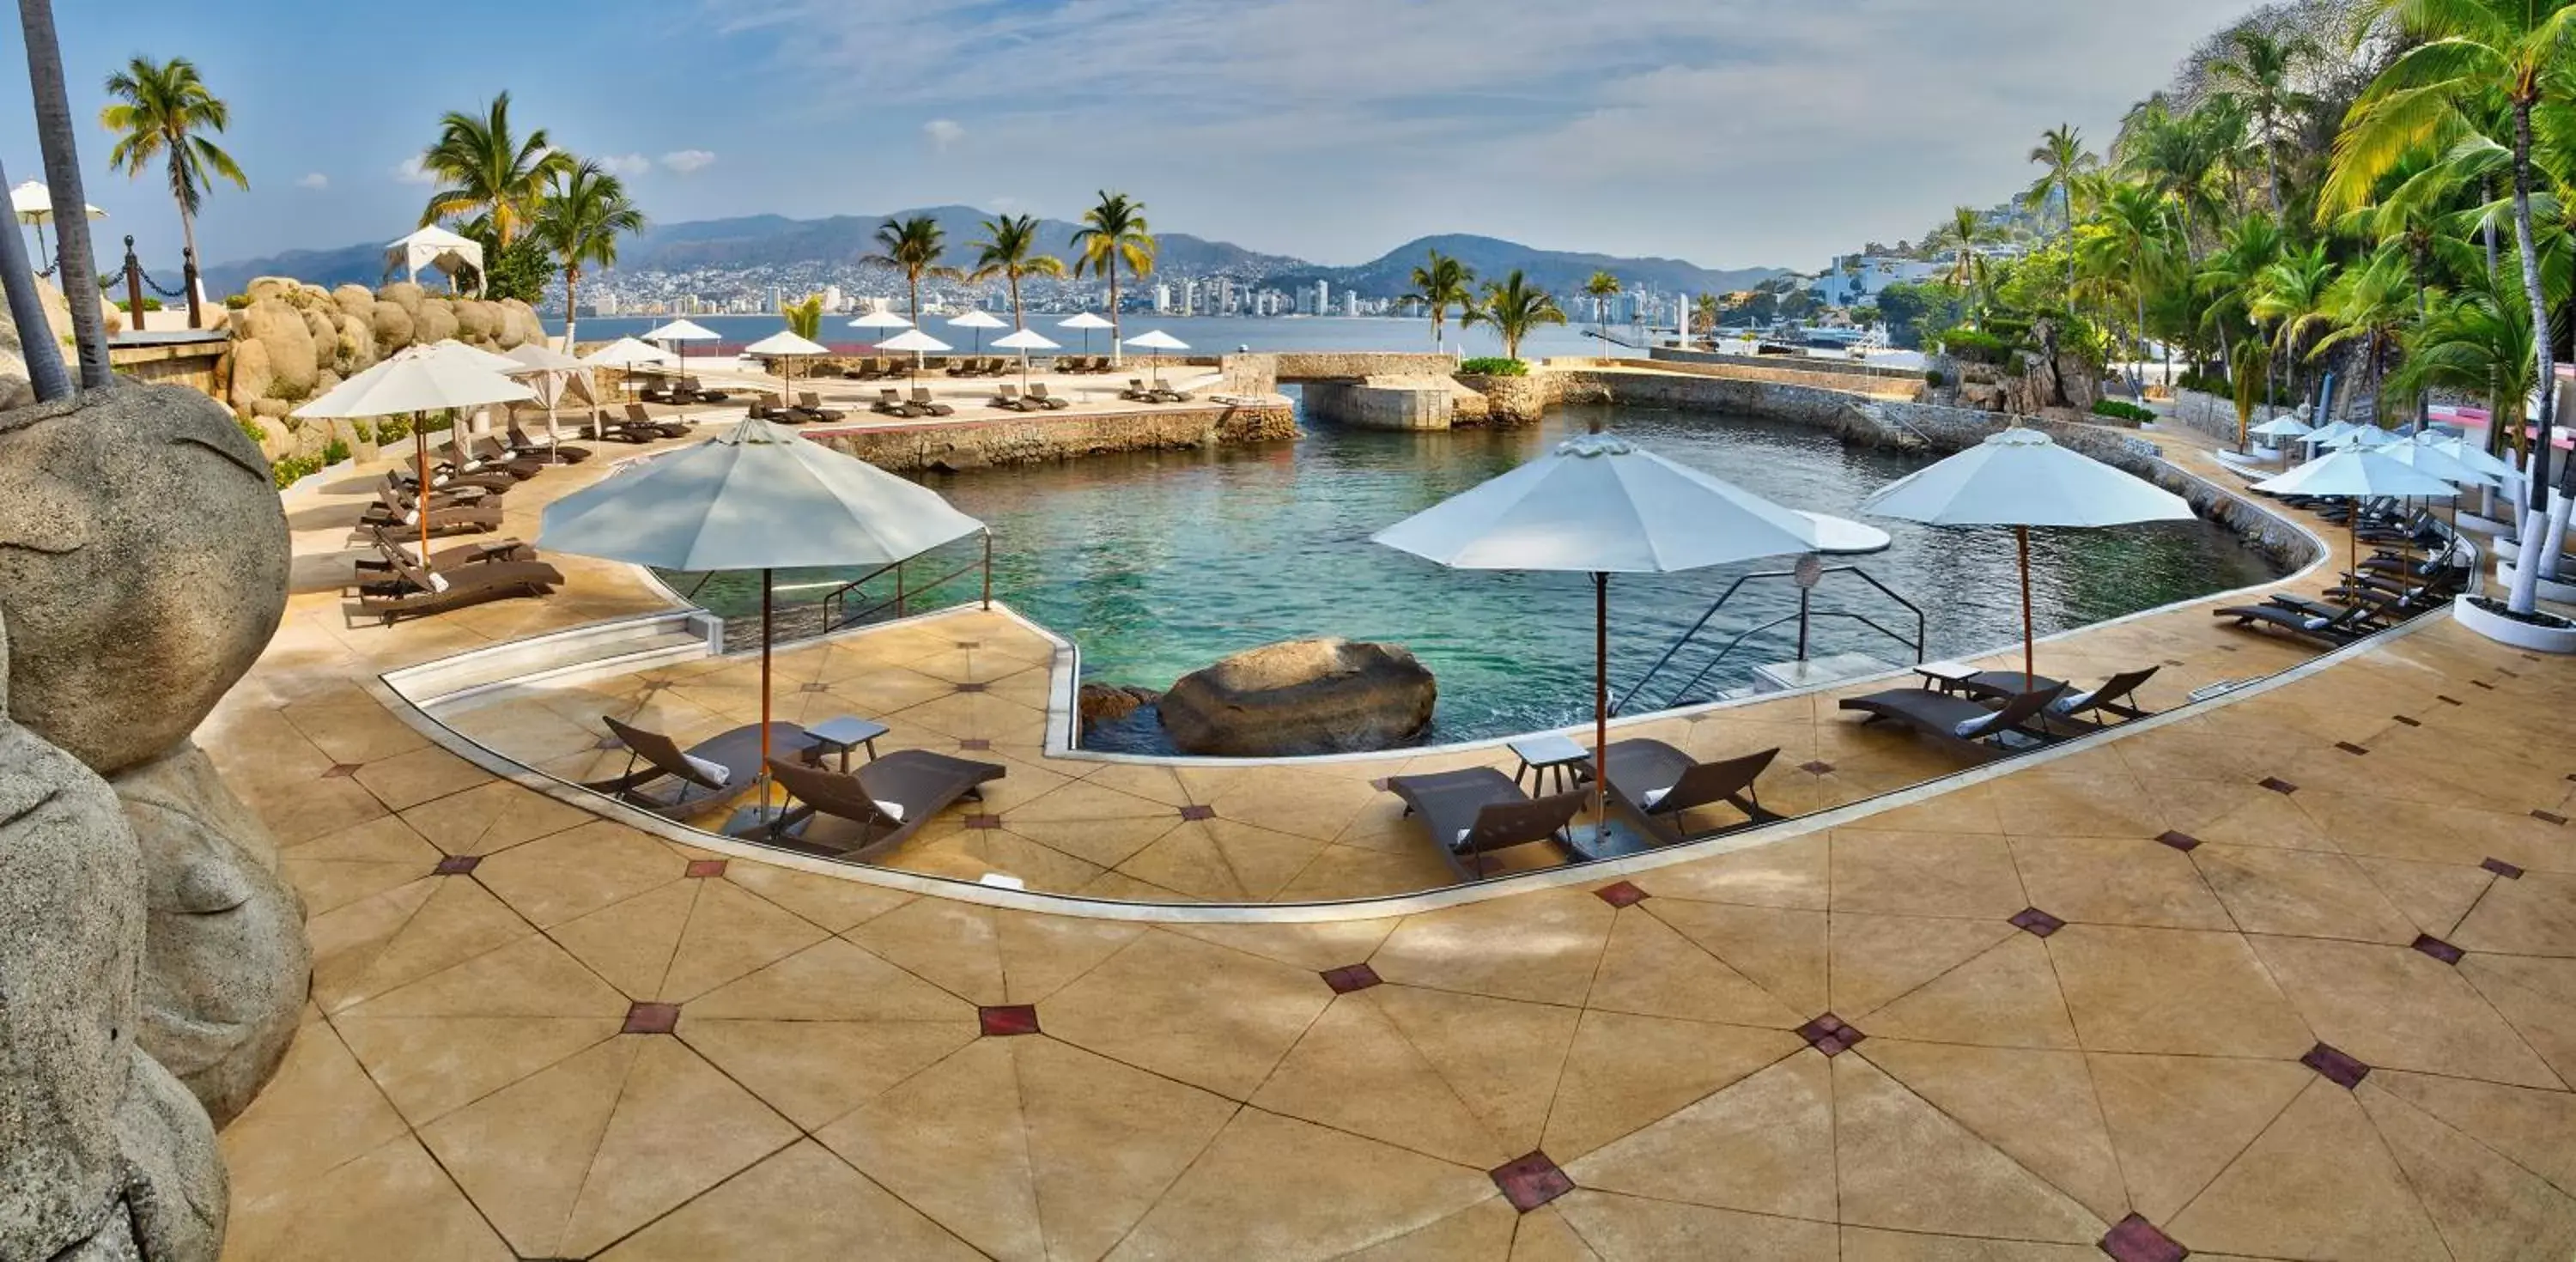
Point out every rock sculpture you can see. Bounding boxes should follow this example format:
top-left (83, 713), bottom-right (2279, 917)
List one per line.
top-left (1158, 638), bottom-right (1437, 756)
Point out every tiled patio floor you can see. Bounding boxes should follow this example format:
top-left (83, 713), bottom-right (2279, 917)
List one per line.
top-left (204, 410), bottom-right (2576, 1258)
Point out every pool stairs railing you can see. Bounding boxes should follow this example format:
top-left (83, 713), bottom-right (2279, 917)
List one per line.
top-left (1613, 565), bottom-right (1926, 716)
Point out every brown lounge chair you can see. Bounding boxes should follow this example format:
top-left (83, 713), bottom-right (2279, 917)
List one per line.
top-left (506, 421), bottom-right (592, 464)
top-left (582, 715), bottom-right (821, 820)
top-left (354, 525), bottom-right (531, 580)
top-left (678, 375), bottom-right (731, 403)
top-left (2213, 598), bottom-right (2378, 646)
top-left (1383, 768), bottom-right (1589, 880)
top-left (909, 387), bottom-right (956, 417)
top-left (1837, 683), bottom-right (2069, 761)
top-left (795, 391), bottom-right (848, 422)
top-left (623, 403), bottom-right (692, 439)
top-left (991, 384), bottom-right (1038, 412)
top-left (1944, 666), bottom-right (2159, 731)
top-left (460, 435), bottom-right (546, 480)
top-left (748, 391), bottom-right (807, 423)
top-left (744, 751), bottom-right (1009, 858)
top-left (354, 547), bottom-right (562, 624)
top-left (579, 409), bottom-right (655, 444)
top-left (1595, 740), bottom-right (1781, 837)
top-left (1026, 382), bottom-right (1072, 410)
top-left (872, 388), bottom-right (918, 417)
top-left (361, 485), bottom-right (505, 537)
top-left (1121, 378), bottom-right (1153, 401)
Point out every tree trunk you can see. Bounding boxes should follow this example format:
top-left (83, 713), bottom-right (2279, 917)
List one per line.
top-left (2063, 184), bottom-right (2078, 300)
top-left (1109, 272), bottom-right (1121, 367)
top-left (1008, 273), bottom-right (1023, 331)
top-left (562, 265), bottom-right (580, 349)
top-left (2263, 124), bottom-right (2283, 216)
top-left (21, 0), bottom-right (108, 387)
top-left (2507, 99), bottom-right (2555, 616)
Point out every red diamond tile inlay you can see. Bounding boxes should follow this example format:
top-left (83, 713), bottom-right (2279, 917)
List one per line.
top-left (953, 682), bottom-right (987, 694)
top-left (2483, 857), bottom-right (2526, 879)
top-left (684, 859), bottom-right (727, 878)
top-left (1489, 1152), bottom-right (1573, 1213)
top-left (1796, 1013), bottom-right (1865, 1056)
top-left (322, 762), bottom-right (362, 779)
top-left (2534, 810), bottom-right (2567, 826)
top-left (2100, 1214), bottom-right (2189, 1262)
top-left (432, 854), bottom-right (481, 876)
top-left (1797, 760), bottom-right (1836, 775)
top-left (2437, 695), bottom-right (2464, 706)
top-left (2155, 831), bottom-right (2202, 852)
top-left (954, 640), bottom-right (982, 649)
top-left (1178, 804), bottom-right (1216, 822)
top-left (963, 814), bottom-right (1002, 830)
top-left (2258, 777), bottom-right (2298, 795)
top-left (623, 1002), bottom-right (680, 1034)
top-left (2392, 714), bottom-right (2421, 727)
top-left (958, 738), bottom-right (993, 751)
top-left (2009, 907), bottom-right (2065, 937)
top-left (1595, 881), bottom-right (1649, 907)
top-left (2301, 1041), bottom-right (2369, 1089)
top-left (979, 1004), bottom-right (1041, 1037)
top-left (799, 682), bottom-right (830, 693)
top-left (2334, 741), bottom-right (2370, 756)
top-left (2411, 934), bottom-right (2464, 965)
top-left (2471, 679), bottom-right (2496, 690)
top-left (1321, 963), bottom-right (1382, 994)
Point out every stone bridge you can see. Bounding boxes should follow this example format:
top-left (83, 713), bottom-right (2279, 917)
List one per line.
top-left (1220, 352), bottom-right (1497, 430)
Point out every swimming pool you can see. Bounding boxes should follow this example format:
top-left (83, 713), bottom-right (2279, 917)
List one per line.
top-left (665, 402), bottom-right (2287, 752)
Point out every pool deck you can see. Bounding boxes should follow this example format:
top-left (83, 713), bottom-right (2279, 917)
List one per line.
top-left (210, 403), bottom-right (2576, 1259)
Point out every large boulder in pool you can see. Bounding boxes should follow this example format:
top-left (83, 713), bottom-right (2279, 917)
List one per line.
top-left (1159, 638), bottom-right (1435, 756)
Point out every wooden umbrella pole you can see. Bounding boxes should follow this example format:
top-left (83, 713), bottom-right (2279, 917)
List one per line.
top-left (758, 567), bottom-right (775, 821)
top-left (2016, 525), bottom-right (2034, 687)
top-left (416, 414), bottom-right (431, 560)
top-left (1594, 572), bottom-right (1610, 829)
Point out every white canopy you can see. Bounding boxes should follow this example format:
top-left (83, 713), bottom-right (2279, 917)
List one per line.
top-left (991, 328), bottom-right (1060, 350)
top-left (419, 338), bottom-right (522, 373)
top-left (642, 319), bottom-right (720, 343)
top-left (1057, 312), bottom-right (1115, 330)
top-left (386, 225), bottom-right (484, 288)
top-left (584, 337), bottom-right (678, 368)
top-left (848, 310), bottom-right (913, 330)
top-left (742, 331), bottom-right (829, 358)
top-left (506, 342), bottom-right (587, 372)
top-left (946, 311), bottom-right (1006, 329)
top-left (2423, 435), bottom-right (2518, 482)
top-left (2253, 448), bottom-right (2462, 500)
top-left (9, 179), bottom-right (100, 225)
top-left (877, 329), bottom-right (951, 354)
top-left (2249, 416), bottom-right (2315, 440)
top-left (1122, 329), bottom-right (1189, 351)
top-left (2382, 439), bottom-right (2498, 487)
top-left (507, 342), bottom-right (596, 441)
top-left (293, 342), bottom-right (533, 419)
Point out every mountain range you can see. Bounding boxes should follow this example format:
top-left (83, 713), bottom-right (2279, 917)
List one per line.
top-left (202, 205), bottom-right (1781, 303)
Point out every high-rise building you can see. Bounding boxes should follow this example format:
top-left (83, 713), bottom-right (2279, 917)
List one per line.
top-left (823, 285), bottom-right (845, 312)
top-left (1314, 280), bottom-right (1330, 316)
top-left (1183, 280), bottom-right (1201, 315)
top-left (1153, 283), bottom-right (1172, 314)
top-left (1342, 290), bottom-right (1358, 319)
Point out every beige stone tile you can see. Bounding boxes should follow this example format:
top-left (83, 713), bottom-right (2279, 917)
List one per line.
top-left (656, 877), bottom-right (830, 1000)
top-left (397, 778), bottom-right (593, 856)
top-left (2133, 776), bottom-right (2338, 852)
top-left (815, 1037), bottom-right (1042, 1260)
top-left (1647, 900), bottom-right (1827, 1016)
top-left (1116, 817), bottom-right (1327, 901)
top-left (2044, 925), bottom-right (2312, 1059)
top-left (2085, 1051), bottom-right (2312, 1224)
top-left (2167, 1079), bottom-right (2446, 1262)
top-left (280, 695), bottom-right (434, 765)
top-left (993, 907), bottom-right (1146, 1004)
top-left (842, 895), bottom-right (1006, 1003)
top-left (419, 1034), bottom-right (637, 1258)
top-left (217, 1020), bottom-right (410, 1210)
top-left (1860, 781), bottom-right (2005, 834)
top-left (1584, 906), bottom-right (1807, 1028)
top-left (687, 936), bottom-right (970, 1022)
top-left (472, 819), bottom-right (687, 927)
top-left (332, 933), bottom-right (633, 1122)
top-left (547, 879), bottom-right (696, 1000)
top-left (2191, 846), bottom-right (2421, 943)
top-left (1370, 984), bottom-right (1581, 1160)
top-left (1255, 992), bottom-right (1517, 1168)
top-left (1862, 935), bottom-right (2078, 1050)
top-left (2247, 934), bottom-right (2561, 1088)
top-left (1160, 917), bottom-right (1401, 972)
top-left (1832, 1053), bottom-right (2105, 1243)
top-left (1830, 828), bottom-right (2029, 919)
top-left (1994, 770), bottom-right (2170, 840)
top-left (1826, 913), bottom-right (2015, 1020)
top-left (1373, 889), bottom-right (1614, 1008)
top-left (718, 857), bottom-right (915, 931)
top-left (1202, 768), bottom-right (1385, 841)
top-left (1010, 812), bottom-right (1185, 870)
top-left (1565, 1049), bottom-right (1834, 1220)
top-left (309, 875), bottom-right (532, 1013)
top-left (2350, 856), bottom-right (2497, 938)
top-left (595, 1140), bottom-right (982, 1261)
top-left (1858, 1041), bottom-right (2125, 1224)
top-left (1042, 929), bottom-right (1332, 1099)
top-left (2358, 1078), bottom-right (2576, 1262)
top-left (1836, 1227), bottom-right (2101, 1260)
top-left (556, 1036), bottom-right (803, 1256)
top-left (1540, 1010), bottom-right (1803, 1162)
top-left (352, 743), bottom-right (495, 812)
top-left (2005, 835), bottom-right (2233, 931)
top-left (1017, 1034), bottom-right (1244, 1261)
top-left (1105, 1108), bottom-right (1496, 1262)
top-left (1272, 841), bottom-right (1458, 901)
top-left (1632, 833), bottom-right (1829, 908)
top-left (221, 1135), bottom-right (514, 1262)
top-left (2460, 954), bottom-right (2576, 1085)
top-left (1547, 1188), bottom-right (1838, 1259)
top-left (2452, 870), bottom-right (2576, 956)
top-left (1337, 1196), bottom-right (1519, 1260)
top-left (1507, 1204), bottom-right (1601, 1261)
top-left (2373, 1071), bottom-right (2576, 1199)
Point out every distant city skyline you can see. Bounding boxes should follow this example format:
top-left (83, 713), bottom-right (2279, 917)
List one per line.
top-left (16, 0), bottom-right (2268, 277)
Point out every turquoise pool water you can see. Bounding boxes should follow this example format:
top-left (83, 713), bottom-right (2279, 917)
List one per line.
top-left (665, 402), bottom-right (2287, 753)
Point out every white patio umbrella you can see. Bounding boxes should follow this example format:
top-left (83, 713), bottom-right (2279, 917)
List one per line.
top-left (1860, 427), bottom-right (2194, 686)
top-left (2326, 425), bottom-right (2397, 449)
top-left (1059, 311), bottom-right (1113, 358)
top-left (991, 327), bottom-right (1060, 389)
top-left (295, 343), bottom-right (536, 559)
top-left (742, 330), bottom-right (829, 391)
top-left (585, 337), bottom-right (679, 400)
top-left (642, 318), bottom-right (721, 382)
top-left (848, 308), bottom-right (913, 349)
top-left (11, 179), bottom-right (100, 271)
top-left (1376, 427), bottom-right (1826, 828)
top-left (507, 342), bottom-right (595, 446)
top-left (2247, 416), bottom-right (2315, 466)
top-left (877, 327), bottom-right (951, 385)
top-left (539, 417), bottom-right (988, 829)
top-left (1123, 329), bottom-right (1188, 390)
top-left (947, 309), bottom-right (1005, 356)
top-left (2255, 447), bottom-right (2462, 577)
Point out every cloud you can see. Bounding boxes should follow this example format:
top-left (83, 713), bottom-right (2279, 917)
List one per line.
top-left (660, 149), bottom-right (717, 174)
top-left (923, 118), bottom-right (965, 150)
top-left (598, 153), bottom-right (653, 178)
top-left (295, 172), bottom-right (329, 190)
top-left (390, 155), bottom-right (436, 185)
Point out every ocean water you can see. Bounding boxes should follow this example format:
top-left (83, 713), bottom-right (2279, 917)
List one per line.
top-left (663, 399), bottom-right (2285, 754)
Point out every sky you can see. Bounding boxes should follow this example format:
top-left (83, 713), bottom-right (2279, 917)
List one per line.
top-left (8, 0), bottom-right (2272, 278)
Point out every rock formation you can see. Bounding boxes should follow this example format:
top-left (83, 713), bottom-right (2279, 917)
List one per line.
top-left (1158, 638), bottom-right (1437, 756)
top-left (1078, 683), bottom-right (1161, 730)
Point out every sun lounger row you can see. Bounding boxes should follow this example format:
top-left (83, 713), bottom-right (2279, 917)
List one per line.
top-left (349, 524), bottom-right (562, 624)
top-left (750, 391), bottom-right (849, 425)
top-left (1121, 378), bottom-right (1191, 403)
top-left (991, 384), bottom-right (1071, 412)
top-left (871, 388), bottom-right (956, 418)
top-left (1385, 739), bottom-right (1783, 880)
top-left (640, 375), bottom-right (731, 405)
top-left (579, 403), bottom-right (696, 444)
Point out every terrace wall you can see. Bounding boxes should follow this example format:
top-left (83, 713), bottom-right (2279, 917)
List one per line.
top-left (808, 400), bottom-right (1299, 472)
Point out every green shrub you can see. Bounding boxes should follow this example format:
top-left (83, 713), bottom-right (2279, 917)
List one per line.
top-left (1923, 368), bottom-right (1945, 387)
top-left (1935, 327), bottom-right (2016, 365)
top-left (350, 419), bottom-right (374, 443)
top-left (2174, 371), bottom-right (2229, 397)
top-left (1457, 356), bottom-right (1528, 377)
top-left (377, 415), bottom-right (412, 444)
top-left (112, 296), bottom-right (164, 313)
top-left (2092, 399), bottom-right (2157, 425)
top-left (419, 411), bottom-right (455, 434)
top-left (270, 453), bottom-right (320, 489)
top-left (322, 437), bottom-right (351, 465)
top-left (223, 293), bottom-right (251, 310)
top-left (235, 415), bottom-right (268, 445)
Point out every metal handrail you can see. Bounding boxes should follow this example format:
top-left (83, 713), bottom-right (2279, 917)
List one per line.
top-left (817, 533), bottom-right (997, 632)
top-left (1613, 565), bottom-right (1924, 715)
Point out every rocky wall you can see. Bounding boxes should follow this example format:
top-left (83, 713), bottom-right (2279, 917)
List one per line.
top-left (812, 401), bottom-right (1299, 472)
top-left (2167, 387), bottom-right (2287, 446)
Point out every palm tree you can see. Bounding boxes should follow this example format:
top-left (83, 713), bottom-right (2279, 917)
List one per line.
top-left (417, 93), bottom-right (570, 247)
top-left (2120, 98), bottom-right (2233, 261)
top-left (1937, 206), bottom-right (1990, 289)
top-left (17, 0), bottom-right (94, 387)
top-left (1692, 293), bottom-right (1722, 338)
top-left (2021, 124), bottom-right (2097, 295)
top-left (969, 213), bottom-right (1066, 331)
top-left (99, 55), bottom-right (245, 300)
top-left (2204, 27), bottom-right (2319, 215)
top-left (2247, 241), bottom-right (2339, 405)
top-left (1408, 249), bottom-right (1475, 354)
top-left (1583, 270), bottom-right (1622, 343)
top-left (2197, 211), bottom-right (2285, 399)
top-left (2387, 262), bottom-right (2537, 437)
top-left (1463, 269), bottom-right (1565, 361)
top-left (530, 159), bottom-right (644, 348)
top-left (2327, 0), bottom-right (2576, 614)
top-left (1069, 191), bottom-right (1155, 365)
top-left (860, 214), bottom-right (962, 325)
top-left (2081, 184), bottom-right (2180, 396)
top-left (2307, 252), bottom-right (2416, 418)
top-left (781, 292), bottom-right (825, 340)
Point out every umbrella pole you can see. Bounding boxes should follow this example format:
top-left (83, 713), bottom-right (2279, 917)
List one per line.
top-left (416, 415), bottom-right (431, 561)
top-left (758, 567), bottom-right (775, 824)
top-left (1594, 572), bottom-right (1610, 830)
top-left (2016, 525), bottom-right (2034, 687)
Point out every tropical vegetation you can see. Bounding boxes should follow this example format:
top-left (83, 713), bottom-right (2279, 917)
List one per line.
top-left (1464, 269), bottom-right (1565, 361)
top-left (531, 158), bottom-right (644, 341)
top-left (416, 93), bottom-right (569, 247)
top-left (1070, 191), bottom-right (1156, 363)
top-left (1410, 249), bottom-right (1476, 353)
top-left (969, 213), bottom-right (1066, 331)
top-left (100, 54), bottom-right (245, 286)
top-left (862, 214), bottom-right (962, 325)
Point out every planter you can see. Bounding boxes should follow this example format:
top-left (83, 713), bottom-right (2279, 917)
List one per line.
top-left (2455, 593), bottom-right (2576, 653)
top-left (2493, 558), bottom-right (2576, 606)
top-left (2456, 511), bottom-right (2512, 537)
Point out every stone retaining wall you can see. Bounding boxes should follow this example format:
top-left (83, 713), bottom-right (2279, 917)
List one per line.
top-left (1222, 351), bottom-right (1461, 395)
top-left (810, 401), bottom-right (1299, 472)
top-left (2166, 388), bottom-right (2286, 446)
top-left (1580, 355), bottom-right (1924, 400)
top-left (1648, 345), bottom-right (1929, 381)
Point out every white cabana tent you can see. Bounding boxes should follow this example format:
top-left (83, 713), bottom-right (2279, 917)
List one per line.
top-left (506, 342), bottom-right (596, 447)
top-left (386, 225), bottom-right (486, 292)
